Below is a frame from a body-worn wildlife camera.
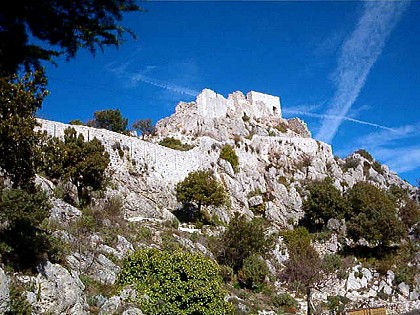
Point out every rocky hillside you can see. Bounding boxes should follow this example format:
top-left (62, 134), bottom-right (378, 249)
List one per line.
top-left (0, 89), bottom-right (419, 315)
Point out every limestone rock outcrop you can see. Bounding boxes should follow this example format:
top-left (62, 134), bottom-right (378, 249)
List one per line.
top-left (36, 88), bottom-right (416, 227)
top-left (30, 89), bottom-right (419, 314)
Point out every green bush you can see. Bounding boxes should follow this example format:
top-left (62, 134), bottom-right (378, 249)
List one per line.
top-left (275, 122), bottom-right (288, 133)
top-left (220, 145), bottom-right (239, 173)
top-left (399, 199), bottom-right (420, 229)
top-left (342, 157), bottom-right (359, 172)
top-left (0, 70), bottom-right (47, 190)
top-left (0, 188), bottom-right (54, 270)
top-left (69, 119), bottom-right (85, 126)
top-left (321, 254), bottom-right (343, 274)
top-left (326, 295), bottom-right (349, 314)
top-left (214, 214), bottom-right (274, 272)
top-left (272, 293), bottom-right (298, 314)
top-left (355, 149), bottom-right (373, 162)
top-left (159, 137), bottom-right (194, 151)
top-left (372, 161), bottom-right (383, 174)
top-left (346, 182), bottom-right (405, 246)
top-left (302, 178), bottom-right (349, 230)
top-left (112, 141), bottom-right (124, 158)
top-left (237, 254), bottom-right (269, 291)
top-left (118, 248), bottom-right (233, 314)
top-left (6, 282), bottom-right (32, 315)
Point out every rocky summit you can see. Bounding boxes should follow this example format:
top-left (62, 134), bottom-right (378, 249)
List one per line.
top-left (1, 89), bottom-right (419, 315)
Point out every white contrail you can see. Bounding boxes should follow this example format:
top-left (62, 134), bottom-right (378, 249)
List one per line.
top-left (316, 1), bottom-right (409, 143)
top-left (130, 73), bottom-right (199, 97)
top-left (283, 109), bottom-right (394, 131)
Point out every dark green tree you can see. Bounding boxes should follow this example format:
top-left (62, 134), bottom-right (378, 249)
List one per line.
top-left (175, 170), bottom-right (227, 214)
top-left (0, 188), bottom-right (52, 270)
top-left (399, 199), bottom-right (420, 230)
top-left (38, 127), bottom-right (110, 205)
top-left (0, 70), bottom-right (48, 190)
top-left (0, 0), bottom-right (141, 75)
top-left (88, 109), bottom-right (128, 133)
top-left (132, 118), bottom-right (155, 139)
top-left (215, 214), bottom-right (274, 272)
top-left (346, 182), bottom-right (405, 246)
top-left (302, 178), bottom-right (349, 230)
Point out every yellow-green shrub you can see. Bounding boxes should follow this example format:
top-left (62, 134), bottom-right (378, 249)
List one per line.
top-left (118, 248), bottom-right (233, 315)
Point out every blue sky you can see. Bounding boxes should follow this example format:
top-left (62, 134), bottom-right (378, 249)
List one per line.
top-left (38, 1), bottom-right (419, 185)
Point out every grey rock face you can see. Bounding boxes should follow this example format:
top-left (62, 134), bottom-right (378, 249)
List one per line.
top-left (123, 307), bottom-right (144, 315)
top-left (0, 267), bottom-right (10, 314)
top-left (49, 198), bottom-right (82, 224)
top-left (99, 296), bottom-right (121, 315)
top-left (29, 261), bottom-right (88, 314)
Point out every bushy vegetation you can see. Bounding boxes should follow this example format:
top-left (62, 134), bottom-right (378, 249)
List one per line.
top-left (302, 180), bottom-right (408, 249)
top-left (281, 227), bottom-right (322, 293)
top-left (275, 121), bottom-right (288, 133)
top-left (6, 282), bottom-right (33, 315)
top-left (346, 182), bottom-right (405, 246)
top-left (341, 157), bottom-right (359, 172)
top-left (159, 137), bottom-right (194, 151)
top-left (302, 178), bottom-right (349, 230)
top-left (0, 188), bottom-right (56, 270)
top-left (132, 118), bottom-right (155, 139)
top-left (213, 214), bottom-right (274, 272)
top-left (271, 293), bottom-right (298, 314)
top-left (355, 149), bottom-right (373, 162)
top-left (37, 127), bottom-right (110, 205)
top-left (69, 119), bottom-right (85, 126)
top-left (220, 144), bottom-right (239, 173)
top-left (118, 248), bottom-right (233, 314)
top-left (237, 254), bottom-right (269, 291)
top-left (87, 109), bottom-right (128, 134)
top-left (0, 70), bottom-right (48, 190)
top-left (175, 170), bottom-right (227, 217)
top-left (325, 295), bottom-right (349, 314)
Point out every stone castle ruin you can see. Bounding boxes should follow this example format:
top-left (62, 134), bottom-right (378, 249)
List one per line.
top-left (156, 89), bottom-right (309, 141)
top-left (195, 89), bottom-right (281, 120)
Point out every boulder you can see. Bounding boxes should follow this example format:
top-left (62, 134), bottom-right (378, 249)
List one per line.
top-left (30, 261), bottom-right (88, 314)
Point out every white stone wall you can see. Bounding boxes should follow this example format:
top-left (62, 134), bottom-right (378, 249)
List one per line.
top-left (195, 89), bottom-right (282, 120)
top-left (247, 91), bottom-right (281, 118)
top-left (196, 89), bottom-right (228, 119)
top-left (36, 119), bottom-right (213, 184)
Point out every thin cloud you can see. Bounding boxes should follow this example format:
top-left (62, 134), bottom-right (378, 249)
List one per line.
top-left (107, 61), bottom-right (199, 97)
top-left (283, 108), bottom-right (394, 131)
top-left (129, 73), bottom-right (199, 97)
top-left (337, 122), bottom-right (420, 175)
top-left (375, 146), bottom-right (420, 174)
top-left (358, 123), bottom-right (420, 147)
top-left (316, 1), bottom-right (409, 143)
